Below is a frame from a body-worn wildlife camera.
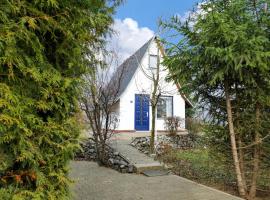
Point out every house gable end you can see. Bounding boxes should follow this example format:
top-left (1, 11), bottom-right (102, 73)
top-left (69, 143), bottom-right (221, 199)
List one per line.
top-left (111, 37), bottom-right (154, 100)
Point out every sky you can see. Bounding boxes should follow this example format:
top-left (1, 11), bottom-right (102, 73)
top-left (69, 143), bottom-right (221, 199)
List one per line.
top-left (110, 0), bottom-right (200, 62)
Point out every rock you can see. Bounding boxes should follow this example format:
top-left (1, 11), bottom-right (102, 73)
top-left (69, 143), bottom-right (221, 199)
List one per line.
top-left (113, 159), bottom-right (120, 165)
top-left (119, 160), bottom-right (128, 166)
top-left (88, 149), bottom-right (95, 153)
top-left (75, 139), bottom-right (136, 174)
top-left (108, 158), bottom-right (114, 165)
top-left (149, 154), bottom-right (156, 158)
top-left (130, 134), bottom-right (197, 155)
top-left (120, 165), bottom-right (125, 169)
top-left (128, 165), bottom-right (134, 173)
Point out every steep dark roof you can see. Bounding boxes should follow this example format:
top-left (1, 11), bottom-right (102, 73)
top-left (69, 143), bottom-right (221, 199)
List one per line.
top-left (111, 37), bottom-right (154, 98)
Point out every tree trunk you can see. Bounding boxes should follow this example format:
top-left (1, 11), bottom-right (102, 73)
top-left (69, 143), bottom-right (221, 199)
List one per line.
top-left (150, 103), bottom-right (157, 154)
top-left (224, 81), bottom-right (247, 198)
top-left (248, 104), bottom-right (261, 200)
top-left (238, 136), bottom-right (247, 191)
top-left (149, 46), bottom-right (160, 154)
top-left (235, 84), bottom-right (247, 190)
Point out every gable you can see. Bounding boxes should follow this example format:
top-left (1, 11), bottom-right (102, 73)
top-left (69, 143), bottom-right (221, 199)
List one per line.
top-left (109, 37), bottom-right (154, 98)
top-left (110, 36), bottom-right (193, 107)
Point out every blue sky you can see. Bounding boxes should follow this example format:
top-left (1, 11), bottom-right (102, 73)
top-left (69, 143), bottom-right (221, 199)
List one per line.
top-left (110, 0), bottom-right (200, 61)
top-left (115, 0), bottom-right (199, 32)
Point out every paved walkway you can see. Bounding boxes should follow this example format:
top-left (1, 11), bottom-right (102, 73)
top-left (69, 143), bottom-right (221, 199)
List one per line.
top-left (109, 132), bottom-right (164, 172)
top-left (110, 138), bottom-right (161, 165)
top-left (70, 161), bottom-right (243, 200)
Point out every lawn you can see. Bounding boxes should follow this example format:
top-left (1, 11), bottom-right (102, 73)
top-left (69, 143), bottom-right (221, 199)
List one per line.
top-left (159, 148), bottom-right (270, 200)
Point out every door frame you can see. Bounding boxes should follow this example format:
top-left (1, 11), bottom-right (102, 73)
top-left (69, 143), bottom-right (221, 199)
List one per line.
top-left (134, 94), bottom-right (150, 131)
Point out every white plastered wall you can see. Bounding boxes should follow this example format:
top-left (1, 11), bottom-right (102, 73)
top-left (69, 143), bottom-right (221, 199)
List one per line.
top-left (117, 40), bottom-right (186, 131)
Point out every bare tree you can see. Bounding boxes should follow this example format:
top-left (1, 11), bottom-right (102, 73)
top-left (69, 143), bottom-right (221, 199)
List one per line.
top-left (80, 51), bottom-right (126, 166)
top-left (135, 37), bottom-right (178, 154)
top-left (149, 48), bottom-right (161, 154)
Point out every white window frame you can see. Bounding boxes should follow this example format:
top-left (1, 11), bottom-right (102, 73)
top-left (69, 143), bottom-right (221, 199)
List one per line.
top-left (157, 96), bottom-right (173, 119)
top-left (149, 54), bottom-right (158, 69)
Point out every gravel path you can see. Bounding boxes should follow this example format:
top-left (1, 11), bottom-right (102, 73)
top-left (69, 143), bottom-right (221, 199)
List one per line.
top-left (70, 161), bottom-right (243, 200)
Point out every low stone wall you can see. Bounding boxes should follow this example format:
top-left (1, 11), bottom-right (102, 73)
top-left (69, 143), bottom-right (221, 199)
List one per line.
top-left (131, 134), bottom-right (197, 155)
top-left (75, 139), bottom-right (134, 173)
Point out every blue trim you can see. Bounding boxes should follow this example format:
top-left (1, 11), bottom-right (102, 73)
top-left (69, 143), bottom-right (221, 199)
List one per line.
top-left (134, 94), bottom-right (149, 131)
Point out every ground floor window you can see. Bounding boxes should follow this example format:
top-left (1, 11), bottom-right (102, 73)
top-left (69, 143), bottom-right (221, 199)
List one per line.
top-left (157, 96), bottom-right (173, 119)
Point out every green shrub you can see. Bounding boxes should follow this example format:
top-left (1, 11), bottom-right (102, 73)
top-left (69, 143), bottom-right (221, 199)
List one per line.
top-left (0, 0), bottom-right (118, 199)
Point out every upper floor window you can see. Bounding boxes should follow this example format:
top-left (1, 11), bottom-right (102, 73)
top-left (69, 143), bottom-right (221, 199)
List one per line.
top-left (149, 55), bottom-right (158, 69)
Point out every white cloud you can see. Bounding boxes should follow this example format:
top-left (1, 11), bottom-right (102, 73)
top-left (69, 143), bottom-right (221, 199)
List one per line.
top-left (176, 11), bottom-right (192, 23)
top-left (108, 18), bottom-right (154, 64)
top-left (175, 1), bottom-right (209, 26)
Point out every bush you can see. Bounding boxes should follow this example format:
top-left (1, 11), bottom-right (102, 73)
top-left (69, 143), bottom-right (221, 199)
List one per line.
top-left (164, 116), bottom-right (183, 136)
top-left (185, 117), bottom-right (203, 135)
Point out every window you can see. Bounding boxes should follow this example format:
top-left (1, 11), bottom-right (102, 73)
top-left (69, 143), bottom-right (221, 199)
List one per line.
top-left (149, 55), bottom-right (158, 69)
top-left (157, 96), bottom-right (173, 119)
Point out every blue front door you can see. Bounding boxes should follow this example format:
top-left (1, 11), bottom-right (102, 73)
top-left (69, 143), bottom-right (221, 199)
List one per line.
top-left (135, 94), bottom-right (149, 131)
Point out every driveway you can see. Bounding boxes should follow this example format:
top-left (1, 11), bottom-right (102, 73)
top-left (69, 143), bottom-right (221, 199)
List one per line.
top-left (70, 161), bottom-right (243, 200)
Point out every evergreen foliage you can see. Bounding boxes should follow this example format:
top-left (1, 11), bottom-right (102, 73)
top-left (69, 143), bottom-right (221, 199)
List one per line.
top-left (161, 0), bottom-right (270, 198)
top-left (0, 0), bottom-right (119, 199)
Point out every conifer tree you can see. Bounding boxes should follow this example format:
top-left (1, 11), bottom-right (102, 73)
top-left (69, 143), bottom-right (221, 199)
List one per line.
top-left (162, 0), bottom-right (270, 199)
top-left (0, 0), bottom-right (120, 199)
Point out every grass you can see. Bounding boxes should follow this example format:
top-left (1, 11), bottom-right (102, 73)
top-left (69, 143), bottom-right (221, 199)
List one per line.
top-left (159, 148), bottom-right (270, 199)
top-left (161, 148), bottom-right (236, 184)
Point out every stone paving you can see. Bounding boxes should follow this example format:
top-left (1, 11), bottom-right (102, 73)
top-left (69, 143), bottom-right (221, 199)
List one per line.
top-left (70, 161), bottom-right (243, 200)
top-left (110, 138), bottom-right (162, 167)
top-left (70, 132), bottom-right (243, 200)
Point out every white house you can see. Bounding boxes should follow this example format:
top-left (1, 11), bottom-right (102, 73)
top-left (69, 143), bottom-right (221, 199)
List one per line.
top-left (111, 36), bottom-right (192, 132)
